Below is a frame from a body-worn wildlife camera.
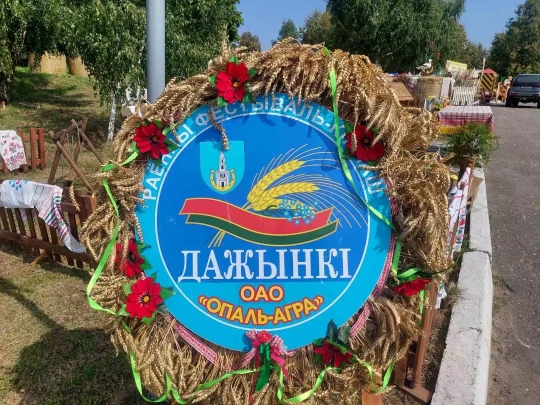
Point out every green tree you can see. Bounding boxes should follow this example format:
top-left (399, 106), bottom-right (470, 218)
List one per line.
top-left (0, 0), bottom-right (67, 101)
top-left (300, 10), bottom-right (332, 46)
top-left (460, 41), bottom-right (488, 69)
top-left (272, 19), bottom-right (300, 45)
top-left (488, 0), bottom-right (540, 76)
top-left (488, 33), bottom-right (511, 76)
top-left (165, 0), bottom-right (242, 81)
top-left (327, 0), bottom-right (466, 72)
top-left (0, 0), bottom-right (243, 105)
top-left (238, 31), bottom-right (262, 52)
top-left (435, 0), bottom-right (467, 68)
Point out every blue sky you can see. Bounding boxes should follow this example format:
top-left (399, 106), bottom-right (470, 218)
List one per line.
top-left (238, 0), bottom-right (523, 50)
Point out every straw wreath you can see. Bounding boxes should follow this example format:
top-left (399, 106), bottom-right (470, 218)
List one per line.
top-left (81, 39), bottom-right (449, 404)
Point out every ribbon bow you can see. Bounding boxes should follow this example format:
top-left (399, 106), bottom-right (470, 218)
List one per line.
top-left (246, 330), bottom-right (290, 393)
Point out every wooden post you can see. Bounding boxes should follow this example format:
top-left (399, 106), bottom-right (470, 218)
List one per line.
top-left (70, 118), bottom-right (104, 165)
top-left (411, 282), bottom-right (438, 388)
top-left (30, 128), bottom-right (38, 170)
top-left (393, 282), bottom-right (437, 404)
top-left (48, 129), bottom-right (94, 192)
top-left (48, 130), bottom-right (67, 185)
top-left (362, 391), bottom-right (383, 405)
top-left (38, 128), bottom-right (46, 169)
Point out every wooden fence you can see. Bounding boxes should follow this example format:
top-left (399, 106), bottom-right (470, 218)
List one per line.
top-left (0, 185), bottom-right (96, 269)
top-left (0, 128), bottom-right (47, 174)
top-left (451, 86), bottom-right (478, 106)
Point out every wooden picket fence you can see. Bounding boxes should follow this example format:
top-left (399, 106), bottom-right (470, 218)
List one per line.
top-left (0, 128), bottom-right (47, 174)
top-left (451, 86), bottom-right (478, 106)
top-left (0, 184), bottom-right (96, 269)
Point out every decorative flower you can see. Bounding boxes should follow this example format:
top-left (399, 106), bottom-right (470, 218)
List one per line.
top-left (257, 330), bottom-right (272, 343)
top-left (313, 340), bottom-right (353, 368)
top-left (134, 122), bottom-right (169, 160)
top-left (346, 125), bottom-right (385, 163)
top-left (116, 240), bottom-right (145, 278)
top-left (126, 277), bottom-right (163, 319)
top-left (216, 62), bottom-right (250, 104)
top-left (392, 278), bottom-right (431, 297)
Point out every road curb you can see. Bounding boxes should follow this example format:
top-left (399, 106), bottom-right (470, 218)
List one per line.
top-left (432, 174), bottom-right (493, 405)
top-left (469, 169), bottom-right (492, 260)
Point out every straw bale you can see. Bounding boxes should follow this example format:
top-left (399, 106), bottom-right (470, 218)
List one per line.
top-left (67, 57), bottom-right (88, 77)
top-left (29, 53), bottom-right (67, 74)
top-left (412, 76), bottom-right (443, 102)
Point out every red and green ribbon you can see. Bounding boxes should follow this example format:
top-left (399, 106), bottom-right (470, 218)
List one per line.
top-left (180, 198), bottom-right (337, 246)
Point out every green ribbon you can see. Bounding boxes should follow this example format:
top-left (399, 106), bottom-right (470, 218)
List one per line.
top-left (172, 368), bottom-right (258, 404)
top-left (328, 67), bottom-right (397, 235)
top-left (255, 343), bottom-right (272, 392)
top-left (418, 289), bottom-right (426, 325)
top-left (130, 351), bottom-right (257, 404)
top-left (325, 50), bottom-right (414, 400)
top-left (326, 53), bottom-right (406, 284)
top-left (130, 352), bottom-right (171, 402)
top-left (86, 151), bottom-right (140, 326)
top-left (277, 366), bottom-right (332, 404)
top-left (276, 360), bottom-right (393, 403)
top-left (363, 360), bottom-right (395, 394)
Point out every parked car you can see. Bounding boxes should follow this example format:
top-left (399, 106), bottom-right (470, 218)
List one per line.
top-left (506, 74), bottom-right (540, 108)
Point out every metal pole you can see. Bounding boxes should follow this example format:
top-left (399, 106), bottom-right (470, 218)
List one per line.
top-left (146, 0), bottom-right (165, 103)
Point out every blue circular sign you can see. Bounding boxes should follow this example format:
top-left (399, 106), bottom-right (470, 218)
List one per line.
top-left (137, 94), bottom-right (391, 351)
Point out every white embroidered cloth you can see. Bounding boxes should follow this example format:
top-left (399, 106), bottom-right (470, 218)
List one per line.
top-left (0, 180), bottom-right (86, 253)
top-left (0, 130), bottom-right (27, 171)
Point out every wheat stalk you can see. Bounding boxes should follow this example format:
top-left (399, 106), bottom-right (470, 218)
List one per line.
top-left (248, 160), bottom-right (305, 201)
top-left (250, 183), bottom-right (319, 211)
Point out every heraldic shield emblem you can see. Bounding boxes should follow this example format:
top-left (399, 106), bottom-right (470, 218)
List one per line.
top-left (200, 141), bottom-right (245, 194)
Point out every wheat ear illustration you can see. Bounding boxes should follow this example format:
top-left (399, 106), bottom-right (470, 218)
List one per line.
top-left (249, 182), bottom-right (319, 211)
top-left (209, 159), bottom-right (320, 247)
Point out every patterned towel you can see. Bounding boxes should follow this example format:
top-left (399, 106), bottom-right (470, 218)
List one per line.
top-left (0, 180), bottom-right (86, 253)
top-left (446, 168), bottom-right (471, 255)
top-left (0, 130), bottom-right (27, 171)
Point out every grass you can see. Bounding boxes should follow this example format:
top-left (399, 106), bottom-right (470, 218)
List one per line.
top-left (0, 67), bottom-right (116, 187)
top-left (0, 68), bottom-right (147, 404)
top-left (0, 67), bottom-right (110, 140)
top-left (0, 245), bottom-right (148, 405)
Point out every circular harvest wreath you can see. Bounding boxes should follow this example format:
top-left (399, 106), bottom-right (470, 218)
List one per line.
top-left (81, 40), bottom-right (449, 404)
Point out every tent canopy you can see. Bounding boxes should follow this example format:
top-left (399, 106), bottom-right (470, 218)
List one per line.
top-left (482, 68), bottom-right (497, 75)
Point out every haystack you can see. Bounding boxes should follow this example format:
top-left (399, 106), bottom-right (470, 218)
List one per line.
top-left (67, 57), bottom-right (88, 77)
top-left (413, 76), bottom-right (444, 102)
top-left (29, 53), bottom-right (67, 74)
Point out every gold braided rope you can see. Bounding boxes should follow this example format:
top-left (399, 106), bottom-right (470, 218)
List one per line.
top-left (81, 40), bottom-right (449, 404)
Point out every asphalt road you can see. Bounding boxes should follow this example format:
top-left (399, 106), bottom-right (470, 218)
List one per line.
top-left (486, 103), bottom-right (540, 404)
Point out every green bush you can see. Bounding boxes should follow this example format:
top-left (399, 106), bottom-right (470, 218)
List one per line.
top-left (446, 122), bottom-right (499, 166)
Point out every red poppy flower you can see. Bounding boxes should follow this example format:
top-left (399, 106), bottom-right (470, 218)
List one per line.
top-left (125, 277), bottom-right (163, 319)
top-left (116, 240), bottom-right (144, 278)
top-left (134, 122), bottom-right (169, 160)
top-left (313, 340), bottom-right (353, 368)
top-left (216, 62), bottom-right (250, 104)
top-left (345, 125), bottom-right (385, 163)
top-left (392, 278), bottom-right (431, 298)
top-left (257, 330), bottom-right (272, 343)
